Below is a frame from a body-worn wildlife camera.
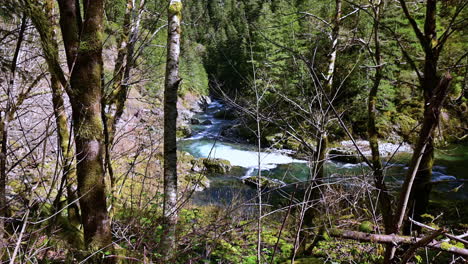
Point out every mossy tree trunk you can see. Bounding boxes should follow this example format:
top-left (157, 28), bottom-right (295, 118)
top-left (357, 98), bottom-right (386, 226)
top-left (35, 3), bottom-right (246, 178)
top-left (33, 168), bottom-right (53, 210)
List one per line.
top-left (161, 0), bottom-right (182, 261)
top-left (367, 0), bottom-right (393, 233)
top-left (384, 1), bottom-right (464, 261)
top-left (102, 0), bottom-right (145, 217)
top-left (396, 0), bottom-right (465, 234)
top-left (408, 0), bottom-right (439, 233)
top-left (386, 74), bottom-right (452, 263)
top-left (37, 0), bottom-right (81, 229)
top-left (56, 0), bottom-right (113, 253)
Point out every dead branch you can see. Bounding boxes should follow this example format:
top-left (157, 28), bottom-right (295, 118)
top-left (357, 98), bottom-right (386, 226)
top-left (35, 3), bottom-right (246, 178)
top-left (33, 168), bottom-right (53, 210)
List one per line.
top-left (400, 228), bottom-right (445, 264)
top-left (329, 229), bottom-right (468, 257)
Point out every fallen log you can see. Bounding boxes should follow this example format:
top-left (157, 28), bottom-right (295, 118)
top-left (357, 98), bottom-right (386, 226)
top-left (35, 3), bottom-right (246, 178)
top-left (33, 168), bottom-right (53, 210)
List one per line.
top-left (329, 229), bottom-right (468, 257)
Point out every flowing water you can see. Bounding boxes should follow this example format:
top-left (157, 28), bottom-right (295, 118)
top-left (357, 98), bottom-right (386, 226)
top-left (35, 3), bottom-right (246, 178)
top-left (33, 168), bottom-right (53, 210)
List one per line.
top-left (179, 100), bottom-right (468, 206)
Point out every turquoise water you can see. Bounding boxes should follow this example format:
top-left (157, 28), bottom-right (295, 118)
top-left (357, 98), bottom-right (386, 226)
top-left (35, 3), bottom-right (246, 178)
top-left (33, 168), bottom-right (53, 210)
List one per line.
top-left (180, 101), bottom-right (468, 205)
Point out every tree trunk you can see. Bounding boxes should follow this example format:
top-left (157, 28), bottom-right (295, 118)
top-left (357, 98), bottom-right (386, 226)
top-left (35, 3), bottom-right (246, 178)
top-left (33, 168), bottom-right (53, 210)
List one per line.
top-left (0, 14), bottom-right (27, 246)
top-left (57, 0), bottom-right (112, 253)
top-left (39, 0), bottom-right (80, 230)
top-left (301, 0), bottom-right (342, 256)
top-left (0, 115), bottom-right (8, 248)
top-left (160, 0), bottom-right (182, 261)
top-left (50, 74), bottom-right (80, 228)
top-left (367, 0), bottom-right (393, 233)
top-left (405, 74), bottom-right (451, 233)
top-left (102, 0), bottom-right (134, 218)
top-left (315, 132), bottom-right (328, 180)
top-left (406, 0), bottom-right (440, 234)
top-left (315, 0), bottom-right (341, 180)
top-left (387, 73), bottom-right (452, 262)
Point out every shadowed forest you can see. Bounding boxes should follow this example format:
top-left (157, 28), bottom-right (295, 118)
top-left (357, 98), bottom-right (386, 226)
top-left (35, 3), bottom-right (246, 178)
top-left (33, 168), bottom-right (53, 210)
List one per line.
top-left (0, 0), bottom-right (467, 263)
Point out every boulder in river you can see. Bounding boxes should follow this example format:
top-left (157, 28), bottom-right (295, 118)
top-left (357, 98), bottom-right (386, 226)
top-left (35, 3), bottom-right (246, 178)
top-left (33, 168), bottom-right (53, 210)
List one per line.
top-left (242, 176), bottom-right (286, 189)
top-left (329, 148), bottom-right (361, 163)
top-left (191, 118), bottom-right (201, 125)
top-left (201, 158), bottom-right (232, 174)
top-left (201, 120), bottom-right (212, 125)
top-left (264, 132), bottom-right (285, 147)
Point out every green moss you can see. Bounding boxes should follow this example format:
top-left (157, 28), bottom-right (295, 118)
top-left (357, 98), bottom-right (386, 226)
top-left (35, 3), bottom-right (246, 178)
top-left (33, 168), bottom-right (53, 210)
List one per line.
top-left (176, 125), bottom-right (192, 138)
top-left (76, 114), bottom-right (104, 140)
top-left (359, 221), bottom-right (374, 233)
top-left (78, 33), bottom-right (103, 53)
top-left (183, 173), bottom-right (209, 189)
top-left (169, 1), bottom-right (183, 17)
top-left (440, 242), bottom-right (452, 250)
top-left (393, 114), bottom-right (418, 142)
top-left (202, 158), bottom-right (232, 174)
top-left (453, 242), bottom-right (465, 249)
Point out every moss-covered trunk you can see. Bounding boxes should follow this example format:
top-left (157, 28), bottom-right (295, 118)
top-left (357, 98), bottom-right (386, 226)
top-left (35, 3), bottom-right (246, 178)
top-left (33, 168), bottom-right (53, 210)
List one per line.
top-left (70, 34), bottom-right (111, 253)
top-left (50, 75), bottom-right (80, 227)
top-left (161, 0), bottom-right (182, 261)
top-left (405, 0), bottom-right (440, 234)
top-left (57, 0), bottom-right (112, 253)
top-left (40, 0), bottom-right (81, 229)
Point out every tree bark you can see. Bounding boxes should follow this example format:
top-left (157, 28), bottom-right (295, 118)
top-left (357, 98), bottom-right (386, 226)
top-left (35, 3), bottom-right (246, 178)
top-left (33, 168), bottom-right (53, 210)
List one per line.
top-left (301, 0), bottom-right (342, 256)
top-left (367, 0), bottom-right (393, 233)
top-left (102, 0), bottom-right (134, 218)
top-left (408, 0), bottom-right (439, 232)
top-left (404, 74), bottom-right (451, 231)
top-left (387, 73), bottom-right (452, 262)
top-left (57, 0), bottom-right (113, 253)
top-left (160, 0), bottom-right (182, 261)
top-left (0, 14), bottom-right (27, 246)
top-left (41, 0), bottom-right (81, 229)
top-left (315, 0), bottom-right (341, 180)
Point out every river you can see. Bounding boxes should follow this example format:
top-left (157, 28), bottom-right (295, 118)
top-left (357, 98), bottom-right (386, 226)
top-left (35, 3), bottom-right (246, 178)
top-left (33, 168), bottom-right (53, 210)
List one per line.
top-left (179, 100), bottom-right (468, 206)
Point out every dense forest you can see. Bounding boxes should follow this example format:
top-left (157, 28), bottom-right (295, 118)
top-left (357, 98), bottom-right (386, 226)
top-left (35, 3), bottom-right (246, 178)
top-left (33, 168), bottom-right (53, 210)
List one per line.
top-left (0, 0), bottom-right (467, 263)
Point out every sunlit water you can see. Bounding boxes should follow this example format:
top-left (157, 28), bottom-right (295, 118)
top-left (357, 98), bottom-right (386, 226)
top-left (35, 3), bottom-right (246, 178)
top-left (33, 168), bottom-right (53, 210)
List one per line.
top-left (179, 100), bottom-right (468, 205)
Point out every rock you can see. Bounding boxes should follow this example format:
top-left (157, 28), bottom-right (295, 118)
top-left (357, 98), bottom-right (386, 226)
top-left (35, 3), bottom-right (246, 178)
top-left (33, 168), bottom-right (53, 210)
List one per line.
top-left (190, 159), bottom-right (204, 172)
top-left (178, 109), bottom-right (194, 122)
top-left (190, 118), bottom-right (200, 125)
top-left (176, 125), bottom-right (192, 138)
top-left (329, 148), bottom-right (361, 163)
top-left (242, 176), bottom-right (286, 189)
top-left (201, 158), bottom-right (232, 174)
top-left (184, 173), bottom-right (210, 191)
top-left (201, 120), bottom-right (212, 125)
top-left (339, 140), bottom-right (412, 157)
top-left (282, 138), bottom-right (301, 151)
top-left (221, 124), bottom-right (237, 137)
top-left (264, 132), bottom-right (285, 146)
top-left (214, 109), bottom-right (237, 120)
top-left (199, 96), bottom-right (212, 111)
